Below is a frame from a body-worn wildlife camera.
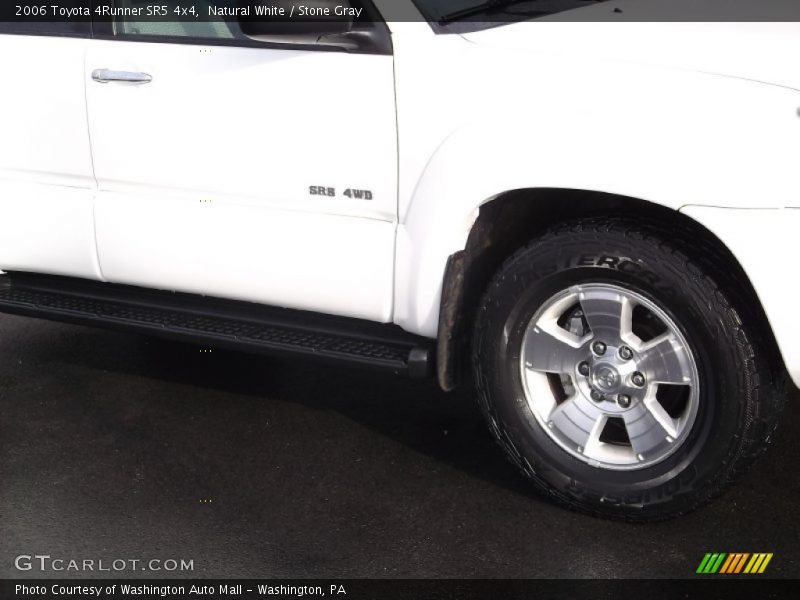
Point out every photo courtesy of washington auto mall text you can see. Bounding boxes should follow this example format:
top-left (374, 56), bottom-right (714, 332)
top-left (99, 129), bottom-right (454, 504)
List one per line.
top-left (13, 583), bottom-right (349, 598)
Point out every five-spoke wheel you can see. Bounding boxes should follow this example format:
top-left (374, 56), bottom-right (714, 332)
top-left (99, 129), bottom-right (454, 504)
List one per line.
top-left (520, 284), bottom-right (698, 469)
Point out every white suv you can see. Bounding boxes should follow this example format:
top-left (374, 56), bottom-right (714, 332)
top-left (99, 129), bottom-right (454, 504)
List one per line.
top-left (1, 0), bottom-right (799, 520)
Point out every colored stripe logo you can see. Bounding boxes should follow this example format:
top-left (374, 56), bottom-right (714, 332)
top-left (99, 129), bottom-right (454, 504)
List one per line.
top-left (696, 553), bottom-right (773, 574)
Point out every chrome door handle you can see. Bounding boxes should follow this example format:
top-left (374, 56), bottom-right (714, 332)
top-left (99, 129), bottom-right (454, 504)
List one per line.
top-left (91, 69), bottom-right (152, 84)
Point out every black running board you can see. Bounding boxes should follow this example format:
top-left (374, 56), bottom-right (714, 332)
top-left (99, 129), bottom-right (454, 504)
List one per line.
top-left (0, 272), bottom-right (434, 378)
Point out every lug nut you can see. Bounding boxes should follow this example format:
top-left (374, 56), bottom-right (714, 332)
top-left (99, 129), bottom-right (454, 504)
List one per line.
top-left (590, 389), bottom-right (604, 402)
top-left (618, 346), bottom-right (633, 360)
top-left (592, 341), bottom-right (607, 356)
top-left (578, 361), bottom-right (590, 376)
top-left (631, 372), bottom-right (646, 387)
top-left (617, 394), bottom-right (632, 408)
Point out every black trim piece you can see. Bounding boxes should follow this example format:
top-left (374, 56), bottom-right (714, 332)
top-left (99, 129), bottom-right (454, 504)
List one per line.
top-left (436, 252), bottom-right (467, 391)
top-left (90, 31), bottom-right (356, 53)
top-left (0, 29), bottom-right (92, 39)
top-left (0, 273), bottom-right (433, 377)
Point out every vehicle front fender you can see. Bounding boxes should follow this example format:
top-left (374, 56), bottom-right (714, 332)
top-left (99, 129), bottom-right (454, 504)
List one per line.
top-left (394, 68), bottom-right (800, 340)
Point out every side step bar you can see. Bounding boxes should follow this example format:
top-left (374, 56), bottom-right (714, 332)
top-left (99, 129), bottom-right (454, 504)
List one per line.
top-left (0, 273), bottom-right (434, 378)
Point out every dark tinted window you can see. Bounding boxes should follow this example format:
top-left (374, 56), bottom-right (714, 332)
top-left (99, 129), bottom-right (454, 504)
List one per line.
top-left (108, 1), bottom-right (244, 41)
top-left (0, 21), bottom-right (91, 37)
top-left (105, 0), bottom-right (380, 44)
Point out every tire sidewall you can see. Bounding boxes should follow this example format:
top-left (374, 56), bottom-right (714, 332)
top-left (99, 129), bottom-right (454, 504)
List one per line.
top-left (476, 230), bottom-right (751, 515)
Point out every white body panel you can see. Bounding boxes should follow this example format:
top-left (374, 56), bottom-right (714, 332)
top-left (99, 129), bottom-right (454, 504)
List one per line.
top-left (0, 35), bottom-right (100, 279)
top-left (2, 3), bottom-right (800, 384)
top-left (392, 23), bottom-right (800, 340)
top-left (95, 192), bottom-right (395, 320)
top-left (85, 39), bottom-right (397, 322)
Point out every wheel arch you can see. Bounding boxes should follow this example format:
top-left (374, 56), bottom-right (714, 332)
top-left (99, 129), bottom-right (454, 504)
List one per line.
top-left (436, 189), bottom-right (786, 392)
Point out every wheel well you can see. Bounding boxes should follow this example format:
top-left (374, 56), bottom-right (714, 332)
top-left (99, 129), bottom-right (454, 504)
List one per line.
top-left (436, 188), bottom-right (785, 391)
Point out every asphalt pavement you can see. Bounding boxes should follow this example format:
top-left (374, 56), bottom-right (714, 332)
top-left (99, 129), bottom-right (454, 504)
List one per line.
top-left (1, 314), bottom-right (798, 579)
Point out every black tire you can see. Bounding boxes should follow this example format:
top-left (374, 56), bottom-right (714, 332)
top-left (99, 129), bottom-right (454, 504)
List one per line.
top-left (472, 218), bottom-right (786, 521)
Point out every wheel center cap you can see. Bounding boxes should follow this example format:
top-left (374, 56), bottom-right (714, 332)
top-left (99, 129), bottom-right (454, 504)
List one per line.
top-left (592, 364), bottom-right (621, 393)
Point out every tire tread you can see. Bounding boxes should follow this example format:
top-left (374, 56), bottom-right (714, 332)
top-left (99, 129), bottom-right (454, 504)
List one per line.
top-left (472, 217), bottom-right (786, 522)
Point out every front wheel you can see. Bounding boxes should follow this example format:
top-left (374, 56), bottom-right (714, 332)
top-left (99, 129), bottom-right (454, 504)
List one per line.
top-left (472, 218), bottom-right (785, 521)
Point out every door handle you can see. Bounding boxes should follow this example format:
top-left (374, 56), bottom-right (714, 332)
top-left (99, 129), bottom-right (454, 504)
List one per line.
top-left (91, 69), bottom-right (152, 84)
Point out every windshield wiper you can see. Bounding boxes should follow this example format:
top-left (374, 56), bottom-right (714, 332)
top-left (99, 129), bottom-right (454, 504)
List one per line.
top-left (437, 0), bottom-right (605, 24)
top-left (438, 0), bottom-right (537, 24)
